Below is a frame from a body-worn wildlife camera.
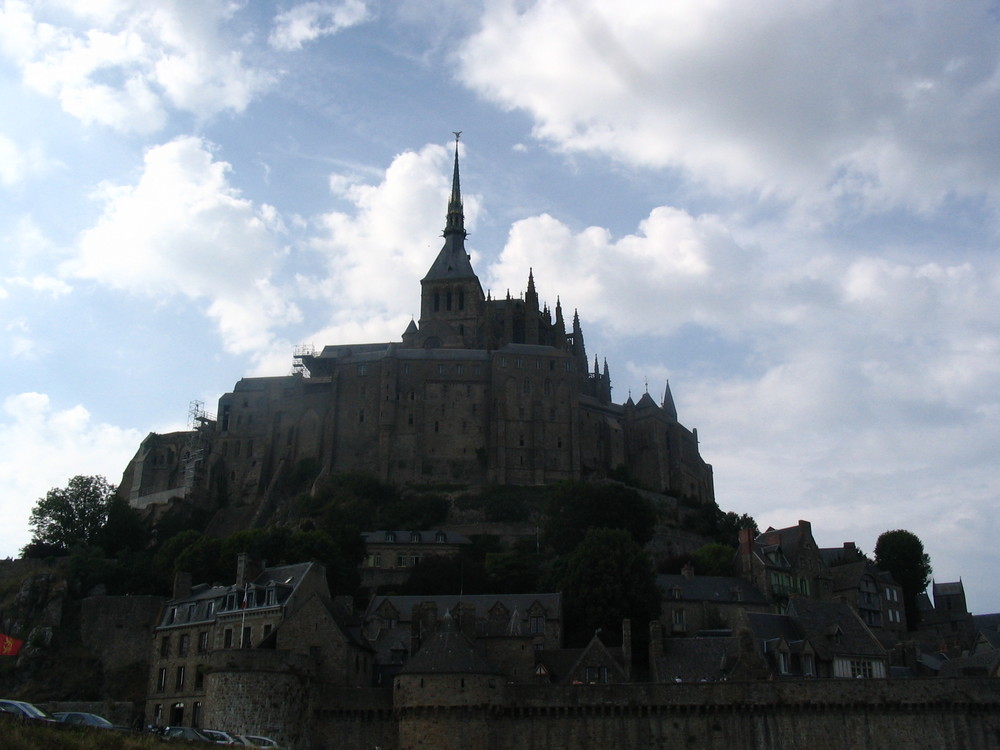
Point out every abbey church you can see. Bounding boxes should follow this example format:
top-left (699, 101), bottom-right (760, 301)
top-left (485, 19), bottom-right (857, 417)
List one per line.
top-left (122, 141), bottom-right (714, 511)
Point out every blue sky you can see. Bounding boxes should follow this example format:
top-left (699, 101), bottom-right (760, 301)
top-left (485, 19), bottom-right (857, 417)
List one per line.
top-left (2, 0), bottom-right (999, 613)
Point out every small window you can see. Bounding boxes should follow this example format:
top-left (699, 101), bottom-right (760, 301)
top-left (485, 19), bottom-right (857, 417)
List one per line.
top-left (410, 532), bottom-right (422, 543)
top-left (386, 531), bottom-right (396, 543)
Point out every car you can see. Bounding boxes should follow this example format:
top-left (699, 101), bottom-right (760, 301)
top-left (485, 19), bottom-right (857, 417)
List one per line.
top-left (0, 699), bottom-right (57, 721)
top-left (240, 735), bottom-right (281, 749)
top-left (53, 711), bottom-right (115, 728)
top-left (161, 725), bottom-right (216, 742)
top-left (202, 728), bottom-right (242, 744)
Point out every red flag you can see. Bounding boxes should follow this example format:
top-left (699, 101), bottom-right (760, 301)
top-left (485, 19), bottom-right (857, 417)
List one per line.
top-left (0, 633), bottom-right (23, 656)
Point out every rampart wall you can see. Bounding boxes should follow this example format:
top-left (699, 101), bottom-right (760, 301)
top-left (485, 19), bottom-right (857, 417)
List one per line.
top-left (303, 678), bottom-right (999, 750)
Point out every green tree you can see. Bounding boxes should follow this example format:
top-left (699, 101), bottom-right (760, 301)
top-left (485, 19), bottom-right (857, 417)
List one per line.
top-left (23, 475), bottom-right (118, 554)
top-left (874, 529), bottom-right (932, 628)
top-left (557, 528), bottom-right (662, 647)
top-left (691, 543), bottom-right (737, 576)
top-left (543, 481), bottom-right (657, 555)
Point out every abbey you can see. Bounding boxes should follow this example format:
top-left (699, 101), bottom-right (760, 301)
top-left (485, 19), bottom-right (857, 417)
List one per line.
top-left (122, 140), bottom-right (714, 510)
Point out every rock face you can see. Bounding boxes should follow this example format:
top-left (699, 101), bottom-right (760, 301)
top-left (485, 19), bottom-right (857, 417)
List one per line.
top-left (120, 144), bottom-right (715, 521)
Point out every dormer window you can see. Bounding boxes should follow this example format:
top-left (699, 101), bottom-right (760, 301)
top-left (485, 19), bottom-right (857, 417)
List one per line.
top-left (435, 531), bottom-right (447, 543)
top-left (386, 531), bottom-right (396, 543)
top-left (410, 532), bottom-right (422, 543)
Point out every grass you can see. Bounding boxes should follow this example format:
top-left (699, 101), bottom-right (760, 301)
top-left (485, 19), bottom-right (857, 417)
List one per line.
top-left (0, 718), bottom-right (198, 750)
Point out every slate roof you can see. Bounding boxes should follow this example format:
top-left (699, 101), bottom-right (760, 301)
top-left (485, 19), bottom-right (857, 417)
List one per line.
top-left (366, 593), bottom-right (561, 627)
top-left (786, 597), bottom-right (885, 660)
top-left (655, 636), bottom-right (742, 682)
top-left (656, 573), bottom-right (767, 605)
top-left (937, 650), bottom-right (1000, 678)
top-left (363, 530), bottom-right (472, 546)
top-left (397, 619), bottom-right (501, 676)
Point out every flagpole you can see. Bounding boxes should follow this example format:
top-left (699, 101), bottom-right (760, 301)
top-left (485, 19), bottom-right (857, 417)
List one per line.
top-left (240, 583), bottom-right (249, 648)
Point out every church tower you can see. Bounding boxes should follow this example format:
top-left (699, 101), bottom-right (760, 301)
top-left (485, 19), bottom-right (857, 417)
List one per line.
top-left (416, 133), bottom-right (485, 349)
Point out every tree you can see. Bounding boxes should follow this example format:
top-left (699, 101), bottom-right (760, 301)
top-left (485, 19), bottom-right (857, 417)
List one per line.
top-left (874, 529), bottom-right (932, 628)
top-left (543, 481), bottom-right (657, 555)
top-left (556, 528), bottom-right (662, 647)
top-left (24, 475), bottom-right (118, 554)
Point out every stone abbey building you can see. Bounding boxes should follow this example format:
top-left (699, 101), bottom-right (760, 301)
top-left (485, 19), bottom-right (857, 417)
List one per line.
top-left (122, 140), bottom-right (714, 511)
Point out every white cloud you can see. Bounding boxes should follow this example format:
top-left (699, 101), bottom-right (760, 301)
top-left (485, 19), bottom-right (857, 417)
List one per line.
top-left (0, 392), bottom-right (143, 558)
top-left (306, 142), bottom-right (482, 342)
top-left (269, 0), bottom-right (369, 51)
top-left (0, 133), bottom-right (48, 186)
top-left (65, 135), bottom-right (298, 356)
top-left (0, 0), bottom-right (274, 132)
top-left (458, 0), bottom-right (1000, 219)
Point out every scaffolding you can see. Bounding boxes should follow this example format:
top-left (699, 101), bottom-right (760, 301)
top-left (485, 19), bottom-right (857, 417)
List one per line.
top-left (183, 400), bottom-right (214, 493)
top-left (292, 343), bottom-right (315, 376)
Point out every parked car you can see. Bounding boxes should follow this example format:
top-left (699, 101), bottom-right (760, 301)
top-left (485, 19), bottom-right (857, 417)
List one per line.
top-left (53, 711), bottom-right (114, 728)
top-left (0, 699), bottom-right (57, 721)
top-left (161, 726), bottom-right (216, 742)
top-left (240, 735), bottom-right (281, 749)
top-left (202, 728), bottom-right (242, 744)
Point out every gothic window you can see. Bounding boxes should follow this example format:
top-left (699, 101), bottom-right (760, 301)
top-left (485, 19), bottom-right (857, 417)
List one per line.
top-left (459, 290), bottom-right (465, 310)
top-left (434, 292), bottom-right (440, 311)
top-left (446, 290), bottom-right (453, 310)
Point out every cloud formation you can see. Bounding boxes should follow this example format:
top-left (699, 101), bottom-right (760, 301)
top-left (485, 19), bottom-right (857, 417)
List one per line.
top-left (0, 0), bottom-right (274, 131)
top-left (66, 136), bottom-right (299, 356)
top-left (0, 392), bottom-right (143, 556)
top-left (458, 0), bottom-right (1000, 218)
top-left (269, 0), bottom-right (369, 51)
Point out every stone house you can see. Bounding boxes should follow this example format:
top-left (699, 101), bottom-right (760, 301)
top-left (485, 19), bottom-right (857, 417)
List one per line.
top-left (818, 545), bottom-right (907, 642)
top-left (736, 520), bottom-right (831, 609)
top-left (363, 593), bottom-right (562, 685)
top-left (744, 597), bottom-right (888, 679)
top-left (657, 563), bottom-right (770, 637)
top-left (915, 580), bottom-right (977, 654)
top-left (145, 554), bottom-right (330, 728)
top-left (360, 529), bottom-right (471, 589)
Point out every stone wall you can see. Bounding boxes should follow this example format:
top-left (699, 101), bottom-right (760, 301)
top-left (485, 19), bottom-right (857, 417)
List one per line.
top-left (301, 677), bottom-right (1000, 750)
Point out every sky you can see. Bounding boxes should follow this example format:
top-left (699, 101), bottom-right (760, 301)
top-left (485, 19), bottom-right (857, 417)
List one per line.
top-left (1, 0), bottom-right (999, 613)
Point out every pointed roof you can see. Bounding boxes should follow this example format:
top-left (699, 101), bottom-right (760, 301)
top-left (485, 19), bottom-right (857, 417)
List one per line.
top-left (423, 134), bottom-right (477, 283)
top-left (661, 380), bottom-right (678, 420)
top-left (398, 615), bottom-right (501, 676)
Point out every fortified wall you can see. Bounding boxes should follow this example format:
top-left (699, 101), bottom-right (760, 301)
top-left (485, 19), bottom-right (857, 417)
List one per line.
top-left (206, 666), bottom-right (1000, 750)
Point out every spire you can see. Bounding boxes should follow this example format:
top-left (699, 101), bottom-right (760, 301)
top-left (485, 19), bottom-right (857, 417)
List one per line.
top-left (527, 268), bottom-right (536, 296)
top-left (662, 380), bottom-right (678, 421)
top-left (444, 132), bottom-right (466, 239)
top-left (422, 132), bottom-right (478, 283)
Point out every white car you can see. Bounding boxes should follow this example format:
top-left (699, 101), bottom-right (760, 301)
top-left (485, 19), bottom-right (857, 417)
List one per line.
top-left (239, 735), bottom-right (281, 748)
top-left (202, 728), bottom-right (242, 744)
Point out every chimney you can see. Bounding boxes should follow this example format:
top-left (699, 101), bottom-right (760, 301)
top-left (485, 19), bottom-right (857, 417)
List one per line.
top-left (648, 621), bottom-right (664, 681)
top-left (235, 552), bottom-right (264, 589)
top-left (622, 619), bottom-right (632, 681)
top-left (172, 571), bottom-right (192, 600)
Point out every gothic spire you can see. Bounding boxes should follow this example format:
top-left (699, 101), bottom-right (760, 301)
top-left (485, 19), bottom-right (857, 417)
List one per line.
top-left (662, 380), bottom-right (678, 421)
top-left (444, 131), bottom-right (466, 239)
top-left (422, 132), bottom-right (478, 283)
